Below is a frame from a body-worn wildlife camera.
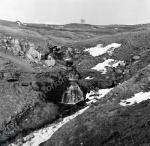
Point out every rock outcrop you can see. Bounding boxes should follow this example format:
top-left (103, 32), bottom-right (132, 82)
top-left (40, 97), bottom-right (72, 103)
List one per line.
top-left (26, 43), bottom-right (42, 64)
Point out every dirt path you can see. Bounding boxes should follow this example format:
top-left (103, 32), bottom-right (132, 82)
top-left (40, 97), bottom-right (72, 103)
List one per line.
top-left (0, 51), bottom-right (35, 72)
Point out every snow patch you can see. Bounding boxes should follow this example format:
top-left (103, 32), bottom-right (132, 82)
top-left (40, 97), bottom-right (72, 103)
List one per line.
top-left (119, 91), bottom-right (150, 106)
top-left (84, 43), bottom-right (121, 57)
top-left (86, 88), bottom-right (112, 104)
top-left (9, 107), bottom-right (89, 146)
top-left (85, 76), bottom-right (94, 80)
top-left (65, 58), bottom-right (71, 61)
top-left (91, 59), bottom-right (123, 74)
top-left (112, 61), bottom-right (124, 67)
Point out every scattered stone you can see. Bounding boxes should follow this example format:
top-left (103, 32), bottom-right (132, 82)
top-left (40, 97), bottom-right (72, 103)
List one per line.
top-left (45, 55), bottom-right (55, 67)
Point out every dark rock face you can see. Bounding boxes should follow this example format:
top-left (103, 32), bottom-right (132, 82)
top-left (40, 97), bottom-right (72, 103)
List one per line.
top-left (35, 71), bottom-right (69, 103)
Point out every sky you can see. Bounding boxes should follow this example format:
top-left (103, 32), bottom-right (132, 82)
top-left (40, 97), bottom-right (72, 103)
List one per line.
top-left (0, 0), bottom-right (150, 25)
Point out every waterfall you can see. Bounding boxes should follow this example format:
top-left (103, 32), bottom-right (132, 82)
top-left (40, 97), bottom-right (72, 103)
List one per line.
top-left (61, 82), bottom-right (84, 104)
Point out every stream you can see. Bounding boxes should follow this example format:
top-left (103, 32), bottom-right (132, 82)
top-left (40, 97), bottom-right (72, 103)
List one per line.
top-left (9, 88), bottom-right (112, 146)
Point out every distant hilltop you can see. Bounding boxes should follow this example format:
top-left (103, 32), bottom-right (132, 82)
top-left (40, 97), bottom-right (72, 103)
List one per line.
top-left (16, 21), bottom-right (27, 26)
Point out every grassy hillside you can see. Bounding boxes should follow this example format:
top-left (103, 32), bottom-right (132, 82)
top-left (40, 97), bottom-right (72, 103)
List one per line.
top-left (0, 19), bottom-right (144, 46)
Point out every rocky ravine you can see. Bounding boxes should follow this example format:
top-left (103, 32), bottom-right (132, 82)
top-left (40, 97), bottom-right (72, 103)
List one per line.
top-left (1, 21), bottom-right (150, 146)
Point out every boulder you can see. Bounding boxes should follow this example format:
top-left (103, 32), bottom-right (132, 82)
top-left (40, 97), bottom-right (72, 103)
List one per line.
top-left (26, 46), bottom-right (42, 63)
top-left (11, 39), bottom-right (22, 56)
top-left (45, 60), bottom-right (55, 67)
top-left (67, 47), bottom-right (73, 53)
top-left (133, 55), bottom-right (140, 60)
top-left (119, 62), bottom-right (126, 67)
top-left (45, 56), bottom-right (55, 67)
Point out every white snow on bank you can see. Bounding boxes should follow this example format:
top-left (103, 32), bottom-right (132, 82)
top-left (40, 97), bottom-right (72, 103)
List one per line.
top-left (85, 76), bottom-right (94, 80)
top-left (112, 61), bottom-right (124, 67)
top-left (64, 58), bottom-right (71, 61)
top-left (119, 91), bottom-right (150, 106)
top-left (84, 43), bottom-right (121, 57)
top-left (9, 107), bottom-right (89, 146)
top-left (86, 88), bottom-right (112, 104)
top-left (91, 59), bottom-right (113, 73)
top-left (91, 59), bottom-right (123, 74)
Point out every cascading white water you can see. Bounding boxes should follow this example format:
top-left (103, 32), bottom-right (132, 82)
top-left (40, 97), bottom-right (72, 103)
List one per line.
top-left (61, 82), bottom-right (84, 104)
